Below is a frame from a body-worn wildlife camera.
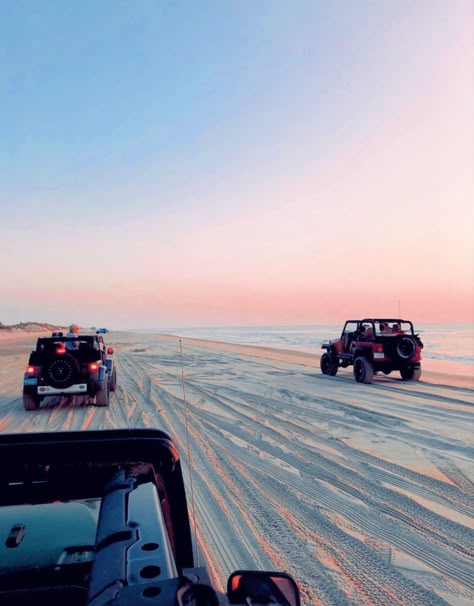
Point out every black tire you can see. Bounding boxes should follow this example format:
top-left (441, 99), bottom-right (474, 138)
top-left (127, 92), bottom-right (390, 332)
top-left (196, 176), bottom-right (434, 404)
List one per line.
top-left (109, 367), bottom-right (117, 392)
top-left (353, 357), bottom-right (374, 384)
top-left (396, 337), bottom-right (416, 360)
top-left (23, 392), bottom-right (40, 411)
top-left (320, 352), bottom-right (338, 376)
top-left (400, 366), bottom-right (422, 381)
top-left (44, 354), bottom-right (80, 389)
top-left (95, 381), bottom-right (109, 407)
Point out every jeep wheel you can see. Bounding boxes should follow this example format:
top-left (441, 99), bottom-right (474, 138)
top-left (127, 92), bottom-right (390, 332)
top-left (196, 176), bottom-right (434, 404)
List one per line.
top-left (95, 381), bottom-right (109, 407)
top-left (400, 366), bottom-right (422, 381)
top-left (23, 392), bottom-right (40, 411)
top-left (396, 337), bottom-right (416, 360)
top-left (353, 357), bottom-right (374, 384)
top-left (44, 354), bottom-right (80, 389)
top-left (320, 353), bottom-right (338, 376)
top-left (109, 367), bottom-right (117, 392)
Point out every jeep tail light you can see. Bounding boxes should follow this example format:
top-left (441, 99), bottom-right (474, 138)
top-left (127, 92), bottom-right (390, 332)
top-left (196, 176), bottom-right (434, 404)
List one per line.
top-left (56, 346), bottom-right (66, 355)
top-left (89, 362), bottom-right (99, 372)
top-left (26, 366), bottom-right (36, 375)
top-left (107, 347), bottom-right (113, 355)
top-left (375, 344), bottom-right (384, 353)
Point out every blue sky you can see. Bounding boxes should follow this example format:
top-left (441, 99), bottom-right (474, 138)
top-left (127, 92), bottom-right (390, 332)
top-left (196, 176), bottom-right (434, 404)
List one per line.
top-left (1, 1), bottom-right (473, 327)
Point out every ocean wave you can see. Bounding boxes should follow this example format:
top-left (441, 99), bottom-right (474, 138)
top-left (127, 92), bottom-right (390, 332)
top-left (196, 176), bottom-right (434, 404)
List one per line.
top-left (422, 352), bottom-right (474, 366)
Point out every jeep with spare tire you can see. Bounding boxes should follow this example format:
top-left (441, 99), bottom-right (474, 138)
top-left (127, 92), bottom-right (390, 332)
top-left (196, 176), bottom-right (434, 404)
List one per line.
top-left (23, 332), bottom-right (116, 410)
top-left (320, 318), bottom-right (423, 383)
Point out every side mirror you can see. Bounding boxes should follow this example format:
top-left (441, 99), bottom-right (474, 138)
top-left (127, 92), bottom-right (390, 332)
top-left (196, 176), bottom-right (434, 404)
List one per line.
top-left (107, 347), bottom-right (114, 355)
top-left (227, 570), bottom-right (301, 606)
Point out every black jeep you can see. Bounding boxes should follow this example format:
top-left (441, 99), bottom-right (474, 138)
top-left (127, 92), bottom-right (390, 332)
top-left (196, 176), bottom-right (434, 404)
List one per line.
top-left (23, 332), bottom-right (116, 410)
top-left (321, 318), bottom-right (424, 384)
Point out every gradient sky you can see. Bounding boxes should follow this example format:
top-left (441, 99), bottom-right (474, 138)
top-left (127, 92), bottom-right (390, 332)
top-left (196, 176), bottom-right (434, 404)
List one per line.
top-left (1, 0), bottom-right (473, 328)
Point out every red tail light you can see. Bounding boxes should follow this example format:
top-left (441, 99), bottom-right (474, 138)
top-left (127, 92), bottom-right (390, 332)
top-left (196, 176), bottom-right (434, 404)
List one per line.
top-left (107, 347), bottom-right (114, 355)
top-left (56, 346), bottom-right (66, 355)
top-left (375, 344), bottom-right (384, 353)
top-left (89, 362), bottom-right (99, 372)
top-left (26, 366), bottom-right (35, 375)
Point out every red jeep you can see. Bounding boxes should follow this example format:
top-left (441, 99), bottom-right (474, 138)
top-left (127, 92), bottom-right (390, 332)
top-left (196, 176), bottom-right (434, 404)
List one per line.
top-left (320, 319), bottom-right (423, 383)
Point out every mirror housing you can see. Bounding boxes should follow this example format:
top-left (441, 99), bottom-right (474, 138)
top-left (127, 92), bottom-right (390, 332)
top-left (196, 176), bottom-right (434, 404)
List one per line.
top-left (227, 570), bottom-right (301, 605)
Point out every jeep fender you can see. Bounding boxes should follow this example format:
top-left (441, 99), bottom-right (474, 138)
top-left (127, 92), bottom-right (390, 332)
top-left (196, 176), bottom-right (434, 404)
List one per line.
top-left (352, 347), bottom-right (372, 360)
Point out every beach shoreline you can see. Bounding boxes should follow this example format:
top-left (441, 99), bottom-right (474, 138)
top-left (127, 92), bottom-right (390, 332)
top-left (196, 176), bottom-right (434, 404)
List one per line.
top-left (111, 330), bottom-right (474, 390)
top-left (2, 329), bottom-right (472, 390)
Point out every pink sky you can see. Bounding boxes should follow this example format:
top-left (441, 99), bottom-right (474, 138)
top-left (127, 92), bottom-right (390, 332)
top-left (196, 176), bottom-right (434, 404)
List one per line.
top-left (1, 2), bottom-right (472, 328)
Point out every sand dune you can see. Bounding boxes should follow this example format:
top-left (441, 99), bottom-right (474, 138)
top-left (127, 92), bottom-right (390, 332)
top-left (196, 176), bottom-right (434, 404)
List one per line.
top-left (0, 331), bottom-right (472, 605)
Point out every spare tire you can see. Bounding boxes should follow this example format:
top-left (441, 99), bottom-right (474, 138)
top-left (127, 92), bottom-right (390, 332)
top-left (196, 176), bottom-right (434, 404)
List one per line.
top-left (396, 337), bottom-right (416, 360)
top-left (44, 354), bottom-right (80, 388)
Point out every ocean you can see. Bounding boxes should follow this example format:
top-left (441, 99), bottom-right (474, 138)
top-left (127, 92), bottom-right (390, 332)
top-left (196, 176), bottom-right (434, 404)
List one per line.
top-left (138, 323), bottom-right (474, 368)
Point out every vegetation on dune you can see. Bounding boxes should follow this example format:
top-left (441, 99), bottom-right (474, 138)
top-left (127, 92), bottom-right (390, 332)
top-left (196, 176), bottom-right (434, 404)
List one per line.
top-left (0, 321), bottom-right (66, 333)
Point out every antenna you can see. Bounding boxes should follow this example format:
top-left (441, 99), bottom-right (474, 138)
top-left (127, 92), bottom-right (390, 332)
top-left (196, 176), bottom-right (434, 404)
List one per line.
top-left (179, 339), bottom-right (199, 565)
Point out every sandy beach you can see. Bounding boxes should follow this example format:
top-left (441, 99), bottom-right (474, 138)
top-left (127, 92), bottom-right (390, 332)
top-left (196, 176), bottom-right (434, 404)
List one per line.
top-left (0, 330), bottom-right (472, 605)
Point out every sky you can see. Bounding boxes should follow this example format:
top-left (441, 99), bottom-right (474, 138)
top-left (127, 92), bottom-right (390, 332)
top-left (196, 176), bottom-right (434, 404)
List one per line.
top-left (1, 0), bottom-right (473, 329)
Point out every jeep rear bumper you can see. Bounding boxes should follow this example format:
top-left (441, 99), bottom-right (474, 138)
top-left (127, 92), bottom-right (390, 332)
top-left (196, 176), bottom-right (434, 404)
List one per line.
top-left (36, 384), bottom-right (89, 396)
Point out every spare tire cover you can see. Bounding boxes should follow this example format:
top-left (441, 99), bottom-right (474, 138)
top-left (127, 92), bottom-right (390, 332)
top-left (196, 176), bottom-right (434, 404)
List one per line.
top-left (396, 337), bottom-right (416, 360)
top-left (45, 354), bottom-right (80, 388)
